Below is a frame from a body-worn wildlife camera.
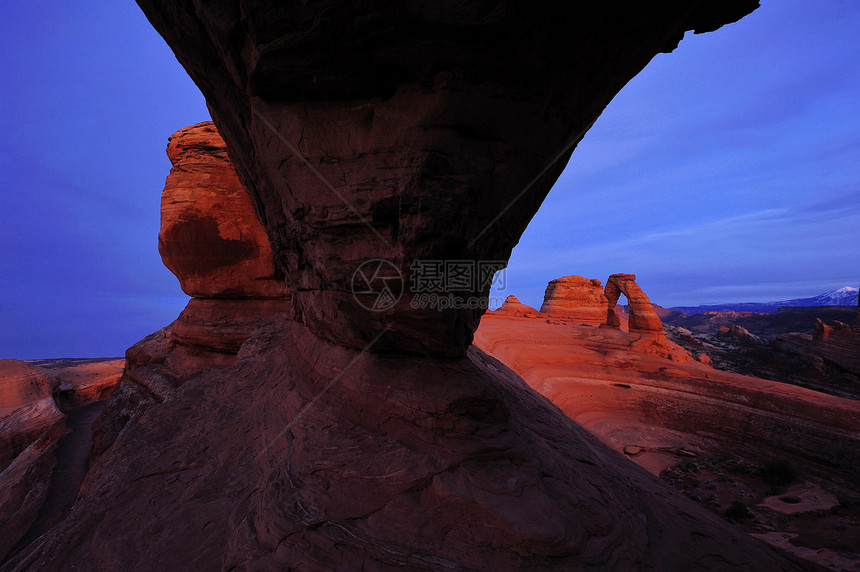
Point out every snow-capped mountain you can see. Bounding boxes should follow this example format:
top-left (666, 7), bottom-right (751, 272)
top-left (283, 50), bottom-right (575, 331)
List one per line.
top-left (803, 286), bottom-right (860, 307)
top-left (671, 286), bottom-right (858, 315)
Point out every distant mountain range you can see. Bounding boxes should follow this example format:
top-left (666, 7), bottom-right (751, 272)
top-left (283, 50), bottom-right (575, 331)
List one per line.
top-left (670, 286), bottom-right (859, 315)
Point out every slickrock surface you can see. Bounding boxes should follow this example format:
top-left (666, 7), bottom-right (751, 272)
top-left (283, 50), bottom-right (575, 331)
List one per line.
top-left (475, 301), bottom-right (860, 567)
top-left (0, 360), bottom-right (56, 410)
top-left (0, 425), bottom-right (65, 562)
top-left (135, 0), bottom-right (760, 356)
top-left (540, 275), bottom-right (608, 325)
top-left (160, 122), bottom-right (286, 299)
top-left (92, 298), bottom-right (293, 458)
top-left (0, 360), bottom-right (63, 471)
top-left (5, 317), bottom-right (814, 571)
top-left (495, 295), bottom-right (544, 318)
top-left (49, 361), bottom-right (124, 411)
top-left (474, 311), bottom-right (860, 480)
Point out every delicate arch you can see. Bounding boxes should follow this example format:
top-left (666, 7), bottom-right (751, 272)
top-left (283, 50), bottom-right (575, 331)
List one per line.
top-left (603, 274), bottom-right (663, 333)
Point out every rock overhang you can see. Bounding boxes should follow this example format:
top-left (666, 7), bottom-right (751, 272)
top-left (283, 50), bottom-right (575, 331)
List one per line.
top-left (136, 0), bottom-right (760, 357)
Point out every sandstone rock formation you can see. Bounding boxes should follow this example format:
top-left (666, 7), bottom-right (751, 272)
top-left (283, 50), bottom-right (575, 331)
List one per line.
top-left (663, 307), bottom-right (857, 337)
top-left (7, 319), bottom-right (816, 571)
top-left (92, 121), bottom-right (295, 452)
top-left (811, 318), bottom-right (860, 375)
top-left (0, 360), bottom-right (63, 471)
top-left (95, 122), bottom-right (296, 456)
top-left (0, 361), bottom-right (57, 412)
top-left (492, 295), bottom-right (543, 318)
top-left (475, 313), bottom-right (860, 478)
top-left (9, 2), bottom-right (827, 570)
top-left (91, 298), bottom-right (294, 459)
top-left (759, 313), bottom-right (860, 400)
top-left (718, 324), bottom-right (766, 344)
top-left (540, 275), bottom-right (608, 325)
top-left (0, 358), bottom-right (127, 562)
top-left (0, 425), bottom-right (65, 561)
top-left (159, 122), bottom-right (286, 299)
top-left (49, 360), bottom-right (124, 410)
top-left (604, 273), bottom-right (665, 333)
top-left (474, 307), bottom-right (860, 569)
top-left (135, 0), bottom-right (760, 357)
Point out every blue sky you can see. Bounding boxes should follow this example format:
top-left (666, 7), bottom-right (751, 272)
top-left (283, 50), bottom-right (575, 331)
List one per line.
top-left (0, 2), bottom-right (207, 358)
top-left (1, 1), bottom-right (858, 358)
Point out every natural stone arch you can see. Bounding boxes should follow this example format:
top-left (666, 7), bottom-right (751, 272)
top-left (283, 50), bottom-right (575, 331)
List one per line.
top-left (603, 273), bottom-right (664, 334)
top-left (133, 0), bottom-right (762, 357)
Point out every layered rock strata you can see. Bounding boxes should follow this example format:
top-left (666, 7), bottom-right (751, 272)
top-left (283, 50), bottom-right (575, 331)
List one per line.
top-left (0, 360), bottom-right (63, 471)
top-left (94, 123), bottom-right (293, 457)
top-left (604, 273), bottom-right (665, 334)
top-left (475, 312), bottom-right (860, 478)
top-left (11, 133), bottom-right (813, 570)
top-left (159, 121), bottom-right (286, 299)
top-left (540, 275), bottom-right (608, 325)
top-left (811, 319), bottom-right (860, 376)
top-left (0, 359), bottom-right (127, 562)
top-left (475, 303), bottom-right (860, 568)
top-left (0, 425), bottom-right (65, 562)
top-left (50, 361), bottom-right (124, 411)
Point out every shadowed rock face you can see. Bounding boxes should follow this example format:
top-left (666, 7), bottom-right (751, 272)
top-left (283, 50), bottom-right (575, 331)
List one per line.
top-left (0, 360), bottom-right (63, 471)
top-left (811, 319), bottom-right (860, 376)
top-left (135, 0), bottom-right (760, 356)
